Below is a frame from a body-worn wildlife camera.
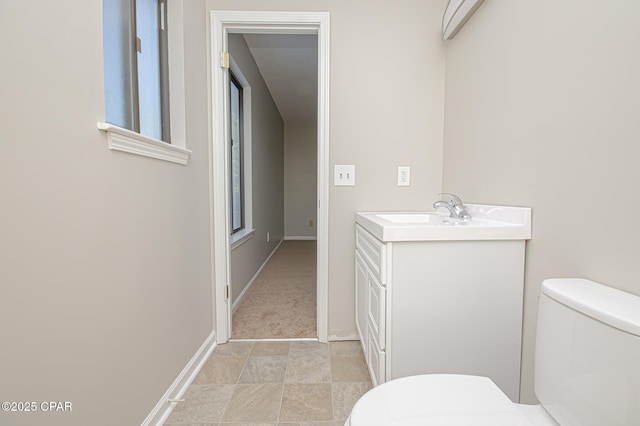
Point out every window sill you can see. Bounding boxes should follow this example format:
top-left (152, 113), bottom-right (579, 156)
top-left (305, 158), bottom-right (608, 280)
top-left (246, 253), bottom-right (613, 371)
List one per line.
top-left (97, 122), bottom-right (192, 165)
top-left (231, 228), bottom-right (255, 251)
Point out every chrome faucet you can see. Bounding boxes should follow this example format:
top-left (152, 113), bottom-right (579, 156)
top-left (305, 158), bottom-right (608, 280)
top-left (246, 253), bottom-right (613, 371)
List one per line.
top-left (433, 193), bottom-right (471, 220)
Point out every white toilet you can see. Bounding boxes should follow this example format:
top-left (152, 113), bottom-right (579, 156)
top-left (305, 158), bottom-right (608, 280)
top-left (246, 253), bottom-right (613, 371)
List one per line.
top-left (346, 278), bottom-right (640, 426)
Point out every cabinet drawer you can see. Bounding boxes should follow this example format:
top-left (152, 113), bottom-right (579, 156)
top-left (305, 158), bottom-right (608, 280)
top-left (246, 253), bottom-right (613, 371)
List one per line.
top-left (367, 272), bottom-right (386, 350)
top-left (356, 225), bottom-right (387, 284)
top-left (367, 324), bottom-right (386, 386)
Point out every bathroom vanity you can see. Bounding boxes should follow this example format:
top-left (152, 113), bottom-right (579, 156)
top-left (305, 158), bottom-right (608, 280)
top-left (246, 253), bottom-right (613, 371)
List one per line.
top-left (354, 204), bottom-right (531, 402)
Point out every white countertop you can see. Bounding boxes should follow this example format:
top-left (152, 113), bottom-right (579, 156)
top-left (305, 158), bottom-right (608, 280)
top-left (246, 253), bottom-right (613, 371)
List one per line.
top-left (356, 204), bottom-right (532, 242)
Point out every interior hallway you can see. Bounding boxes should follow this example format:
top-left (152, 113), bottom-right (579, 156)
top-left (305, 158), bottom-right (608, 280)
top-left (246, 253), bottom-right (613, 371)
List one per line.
top-left (232, 240), bottom-right (317, 339)
top-left (164, 340), bottom-right (371, 424)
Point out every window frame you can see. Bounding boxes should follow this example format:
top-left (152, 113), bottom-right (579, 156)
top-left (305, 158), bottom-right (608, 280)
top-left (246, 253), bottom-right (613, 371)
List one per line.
top-left (229, 72), bottom-right (244, 235)
top-left (228, 55), bottom-right (254, 250)
top-left (157, 0), bottom-right (171, 142)
top-left (98, 0), bottom-right (191, 165)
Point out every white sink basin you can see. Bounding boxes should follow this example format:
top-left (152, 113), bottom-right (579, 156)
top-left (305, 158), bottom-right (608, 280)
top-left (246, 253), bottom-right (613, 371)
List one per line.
top-left (356, 204), bottom-right (532, 242)
top-left (375, 213), bottom-right (455, 224)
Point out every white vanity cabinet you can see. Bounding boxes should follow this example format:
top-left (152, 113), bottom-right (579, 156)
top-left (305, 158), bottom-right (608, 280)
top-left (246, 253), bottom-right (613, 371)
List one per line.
top-left (355, 205), bottom-right (531, 402)
top-left (355, 226), bottom-right (388, 385)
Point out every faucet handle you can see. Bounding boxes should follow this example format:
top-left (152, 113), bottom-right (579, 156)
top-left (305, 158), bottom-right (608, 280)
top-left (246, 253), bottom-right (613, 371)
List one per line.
top-left (438, 192), bottom-right (463, 206)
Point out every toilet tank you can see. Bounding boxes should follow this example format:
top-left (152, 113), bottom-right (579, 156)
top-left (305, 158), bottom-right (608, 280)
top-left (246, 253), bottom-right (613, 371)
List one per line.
top-left (534, 278), bottom-right (640, 426)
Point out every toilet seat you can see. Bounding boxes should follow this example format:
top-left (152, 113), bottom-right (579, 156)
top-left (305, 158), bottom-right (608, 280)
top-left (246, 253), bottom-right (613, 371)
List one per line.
top-left (347, 374), bottom-right (534, 426)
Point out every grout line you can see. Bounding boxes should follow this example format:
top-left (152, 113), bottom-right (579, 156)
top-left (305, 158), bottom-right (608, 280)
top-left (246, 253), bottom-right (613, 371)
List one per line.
top-left (329, 352), bottom-right (336, 422)
top-left (277, 352), bottom-right (290, 423)
top-left (217, 382), bottom-right (237, 424)
top-left (219, 343), bottom-right (253, 423)
top-left (236, 356), bottom-right (249, 385)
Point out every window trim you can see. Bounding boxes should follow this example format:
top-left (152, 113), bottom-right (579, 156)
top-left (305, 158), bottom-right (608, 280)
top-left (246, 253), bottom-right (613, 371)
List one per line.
top-left (230, 228), bottom-right (255, 251)
top-left (97, 122), bottom-right (192, 165)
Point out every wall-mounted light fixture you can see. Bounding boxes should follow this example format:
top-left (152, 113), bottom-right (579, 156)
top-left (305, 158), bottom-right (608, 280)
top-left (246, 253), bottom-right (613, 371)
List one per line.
top-left (442, 0), bottom-right (486, 40)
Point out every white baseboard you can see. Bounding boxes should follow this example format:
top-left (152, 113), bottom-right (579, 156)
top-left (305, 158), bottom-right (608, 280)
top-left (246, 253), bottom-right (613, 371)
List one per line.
top-left (232, 239), bottom-right (284, 313)
top-left (141, 331), bottom-right (217, 426)
top-left (328, 332), bottom-right (360, 341)
top-left (284, 236), bottom-right (317, 241)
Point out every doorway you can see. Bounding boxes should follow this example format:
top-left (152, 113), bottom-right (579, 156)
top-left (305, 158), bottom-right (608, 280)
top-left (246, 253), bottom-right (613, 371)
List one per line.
top-left (209, 11), bottom-right (330, 343)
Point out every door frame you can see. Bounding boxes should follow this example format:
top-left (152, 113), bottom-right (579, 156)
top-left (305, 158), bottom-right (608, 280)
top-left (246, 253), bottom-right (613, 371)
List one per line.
top-left (208, 10), bottom-right (330, 343)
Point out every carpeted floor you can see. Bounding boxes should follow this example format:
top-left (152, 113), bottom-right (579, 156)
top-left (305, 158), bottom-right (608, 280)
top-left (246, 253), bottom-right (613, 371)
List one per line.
top-left (232, 240), bottom-right (317, 339)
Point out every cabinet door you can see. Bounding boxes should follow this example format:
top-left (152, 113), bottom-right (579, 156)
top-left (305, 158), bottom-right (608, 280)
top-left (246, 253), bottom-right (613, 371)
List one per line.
top-left (367, 271), bottom-right (386, 350)
top-left (355, 251), bottom-right (369, 357)
top-left (367, 324), bottom-right (386, 386)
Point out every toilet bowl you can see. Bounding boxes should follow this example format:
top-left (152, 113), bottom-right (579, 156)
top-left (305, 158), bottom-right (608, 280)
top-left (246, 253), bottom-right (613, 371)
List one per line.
top-left (346, 374), bottom-right (550, 426)
top-left (345, 374), bottom-right (561, 426)
top-left (346, 279), bottom-right (640, 426)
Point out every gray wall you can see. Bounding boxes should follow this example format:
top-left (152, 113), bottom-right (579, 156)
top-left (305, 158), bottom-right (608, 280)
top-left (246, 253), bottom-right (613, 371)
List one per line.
top-left (208, 0), bottom-right (447, 339)
top-left (442, 0), bottom-right (640, 402)
top-left (228, 34), bottom-right (285, 303)
top-left (0, 1), bottom-right (213, 425)
top-left (285, 122), bottom-right (318, 238)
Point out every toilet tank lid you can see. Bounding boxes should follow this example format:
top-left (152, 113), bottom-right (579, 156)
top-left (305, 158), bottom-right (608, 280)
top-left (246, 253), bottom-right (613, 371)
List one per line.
top-left (542, 278), bottom-right (640, 337)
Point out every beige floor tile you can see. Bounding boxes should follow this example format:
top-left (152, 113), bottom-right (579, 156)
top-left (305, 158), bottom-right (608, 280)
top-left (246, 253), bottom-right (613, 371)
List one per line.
top-left (213, 342), bottom-right (254, 356)
top-left (331, 382), bottom-right (372, 421)
top-left (238, 356), bottom-right (288, 383)
top-left (289, 341), bottom-right (329, 358)
top-left (284, 355), bottom-right (331, 383)
top-left (330, 356), bottom-right (370, 382)
top-left (329, 341), bottom-right (364, 357)
top-left (168, 339), bottom-right (371, 424)
top-left (250, 341), bottom-right (291, 356)
top-left (193, 356), bottom-right (246, 384)
top-left (222, 383), bottom-right (283, 423)
top-left (164, 384), bottom-right (235, 424)
top-left (279, 383), bottom-right (333, 422)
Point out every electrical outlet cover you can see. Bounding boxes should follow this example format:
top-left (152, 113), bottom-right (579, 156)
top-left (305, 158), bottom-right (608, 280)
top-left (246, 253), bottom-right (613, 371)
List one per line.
top-left (398, 166), bottom-right (411, 186)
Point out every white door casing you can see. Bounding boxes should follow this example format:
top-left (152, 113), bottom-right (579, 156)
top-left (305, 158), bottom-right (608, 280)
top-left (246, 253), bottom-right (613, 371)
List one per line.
top-left (208, 10), bottom-right (330, 343)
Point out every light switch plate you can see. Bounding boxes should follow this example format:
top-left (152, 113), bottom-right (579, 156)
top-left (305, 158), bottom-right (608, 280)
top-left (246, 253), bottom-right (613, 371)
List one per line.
top-left (334, 165), bottom-right (355, 186)
top-left (398, 166), bottom-right (411, 186)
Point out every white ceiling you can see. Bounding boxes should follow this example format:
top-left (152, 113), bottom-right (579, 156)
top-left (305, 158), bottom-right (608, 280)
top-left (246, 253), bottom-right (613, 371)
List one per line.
top-left (242, 33), bottom-right (318, 124)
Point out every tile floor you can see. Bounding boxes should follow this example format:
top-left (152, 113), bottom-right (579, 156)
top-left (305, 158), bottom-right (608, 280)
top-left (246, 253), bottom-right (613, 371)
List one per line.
top-left (165, 340), bottom-right (372, 425)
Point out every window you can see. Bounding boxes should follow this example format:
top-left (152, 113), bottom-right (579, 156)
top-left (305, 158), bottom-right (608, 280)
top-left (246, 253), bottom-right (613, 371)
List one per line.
top-left (229, 73), bottom-right (244, 234)
top-left (103, 0), bottom-right (170, 142)
top-left (227, 57), bottom-right (253, 248)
